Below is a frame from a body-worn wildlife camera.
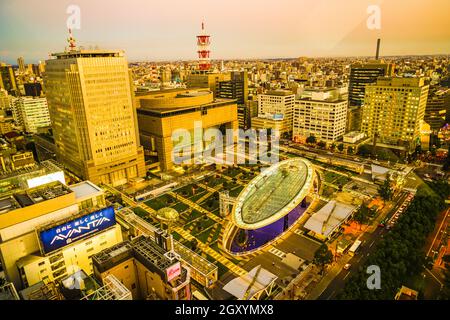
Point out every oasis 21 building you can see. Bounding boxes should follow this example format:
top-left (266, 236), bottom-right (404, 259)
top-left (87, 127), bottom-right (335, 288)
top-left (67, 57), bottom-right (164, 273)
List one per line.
top-left (223, 158), bottom-right (318, 255)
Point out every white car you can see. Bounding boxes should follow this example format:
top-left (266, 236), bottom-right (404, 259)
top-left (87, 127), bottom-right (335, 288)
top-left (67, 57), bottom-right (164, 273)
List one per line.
top-left (344, 263), bottom-right (351, 270)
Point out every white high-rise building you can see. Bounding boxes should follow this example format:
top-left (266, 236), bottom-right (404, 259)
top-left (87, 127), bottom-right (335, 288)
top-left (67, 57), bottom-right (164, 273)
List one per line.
top-left (293, 88), bottom-right (347, 143)
top-left (253, 89), bottom-right (295, 134)
top-left (12, 96), bottom-right (51, 133)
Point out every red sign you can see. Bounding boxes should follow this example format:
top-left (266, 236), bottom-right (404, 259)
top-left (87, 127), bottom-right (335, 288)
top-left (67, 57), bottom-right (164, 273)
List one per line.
top-left (166, 262), bottom-right (181, 282)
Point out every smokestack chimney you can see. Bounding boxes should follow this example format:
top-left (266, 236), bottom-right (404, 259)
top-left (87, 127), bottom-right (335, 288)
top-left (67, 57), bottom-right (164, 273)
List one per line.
top-left (375, 38), bottom-right (381, 60)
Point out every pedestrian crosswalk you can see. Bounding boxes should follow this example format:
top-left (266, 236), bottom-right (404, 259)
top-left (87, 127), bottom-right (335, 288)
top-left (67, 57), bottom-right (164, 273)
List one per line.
top-left (268, 247), bottom-right (286, 259)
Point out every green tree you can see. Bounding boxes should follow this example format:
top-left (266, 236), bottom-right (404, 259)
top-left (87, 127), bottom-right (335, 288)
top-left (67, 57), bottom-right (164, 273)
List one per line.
top-left (354, 203), bottom-right (369, 230)
top-left (330, 143), bottom-right (336, 151)
top-left (347, 146), bottom-right (354, 154)
top-left (337, 143), bottom-right (344, 152)
top-left (190, 238), bottom-right (198, 251)
top-left (313, 244), bottom-right (334, 274)
top-left (441, 263), bottom-right (450, 299)
top-left (378, 175), bottom-right (393, 201)
top-left (306, 135), bottom-right (316, 144)
top-left (357, 144), bottom-right (372, 157)
top-left (443, 152), bottom-right (450, 171)
top-left (317, 141), bottom-right (326, 149)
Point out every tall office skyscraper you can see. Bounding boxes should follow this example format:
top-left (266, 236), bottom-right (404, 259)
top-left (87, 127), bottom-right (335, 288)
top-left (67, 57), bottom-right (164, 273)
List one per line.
top-left (347, 41), bottom-right (394, 132)
top-left (0, 63), bottom-right (18, 96)
top-left (348, 61), bottom-right (395, 107)
top-left (218, 71), bottom-right (249, 129)
top-left (17, 57), bottom-right (25, 74)
top-left (361, 77), bottom-right (429, 152)
top-left (424, 86), bottom-right (450, 132)
top-left (44, 43), bottom-right (145, 186)
top-left (12, 96), bottom-right (51, 133)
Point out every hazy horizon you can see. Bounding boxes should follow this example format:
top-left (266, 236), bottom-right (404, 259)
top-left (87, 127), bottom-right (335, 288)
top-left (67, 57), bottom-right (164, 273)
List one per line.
top-left (1, 0), bottom-right (450, 64)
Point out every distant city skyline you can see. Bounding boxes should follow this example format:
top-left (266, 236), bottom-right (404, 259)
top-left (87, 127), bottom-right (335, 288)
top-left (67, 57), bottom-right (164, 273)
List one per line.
top-left (1, 0), bottom-right (450, 64)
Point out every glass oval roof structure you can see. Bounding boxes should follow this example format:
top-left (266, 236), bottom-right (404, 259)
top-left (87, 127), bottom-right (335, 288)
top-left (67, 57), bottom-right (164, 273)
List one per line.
top-left (232, 158), bottom-right (314, 229)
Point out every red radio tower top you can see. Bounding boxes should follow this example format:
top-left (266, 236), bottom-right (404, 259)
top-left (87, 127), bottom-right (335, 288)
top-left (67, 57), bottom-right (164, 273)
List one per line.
top-left (196, 22), bottom-right (211, 71)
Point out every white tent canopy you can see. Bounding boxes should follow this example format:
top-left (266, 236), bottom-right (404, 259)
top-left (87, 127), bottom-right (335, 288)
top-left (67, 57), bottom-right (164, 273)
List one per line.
top-left (304, 200), bottom-right (356, 238)
top-left (223, 266), bottom-right (277, 300)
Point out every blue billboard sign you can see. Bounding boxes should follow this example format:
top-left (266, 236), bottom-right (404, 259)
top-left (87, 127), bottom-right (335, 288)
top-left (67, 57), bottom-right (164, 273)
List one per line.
top-left (39, 206), bottom-right (116, 254)
top-left (272, 113), bottom-right (284, 120)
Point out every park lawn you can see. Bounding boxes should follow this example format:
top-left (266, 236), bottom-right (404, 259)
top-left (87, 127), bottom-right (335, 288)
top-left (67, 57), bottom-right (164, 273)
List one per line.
top-left (229, 185), bottom-right (245, 197)
top-left (209, 225), bottom-right (222, 243)
top-left (223, 167), bottom-right (242, 178)
top-left (205, 254), bottom-right (229, 278)
top-left (189, 189), bottom-right (209, 202)
top-left (172, 202), bottom-right (189, 213)
top-left (204, 176), bottom-right (227, 188)
top-left (200, 196), bottom-right (220, 212)
top-left (144, 194), bottom-right (175, 211)
top-left (132, 206), bottom-right (149, 218)
top-left (322, 186), bottom-right (337, 198)
top-left (191, 217), bottom-right (217, 235)
top-left (196, 228), bottom-right (213, 243)
top-left (172, 231), bottom-right (182, 241)
top-left (184, 209), bottom-right (202, 221)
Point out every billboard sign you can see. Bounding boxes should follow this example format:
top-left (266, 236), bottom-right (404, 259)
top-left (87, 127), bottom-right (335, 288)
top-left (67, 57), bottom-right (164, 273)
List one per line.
top-left (166, 261), bottom-right (181, 282)
top-left (272, 113), bottom-right (284, 120)
top-left (39, 206), bottom-right (116, 254)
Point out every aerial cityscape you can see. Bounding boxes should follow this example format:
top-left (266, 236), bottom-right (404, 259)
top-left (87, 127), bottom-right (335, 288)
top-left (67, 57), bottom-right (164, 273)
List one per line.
top-left (1, 0), bottom-right (450, 305)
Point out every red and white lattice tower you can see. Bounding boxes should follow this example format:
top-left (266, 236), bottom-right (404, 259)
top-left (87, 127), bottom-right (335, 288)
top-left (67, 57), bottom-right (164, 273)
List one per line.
top-left (196, 22), bottom-right (211, 71)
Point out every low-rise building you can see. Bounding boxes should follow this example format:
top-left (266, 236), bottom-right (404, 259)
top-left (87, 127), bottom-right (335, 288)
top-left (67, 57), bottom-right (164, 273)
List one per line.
top-left (136, 88), bottom-right (238, 171)
top-left (92, 236), bottom-right (191, 300)
top-left (0, 179), bottom-right (122, 290)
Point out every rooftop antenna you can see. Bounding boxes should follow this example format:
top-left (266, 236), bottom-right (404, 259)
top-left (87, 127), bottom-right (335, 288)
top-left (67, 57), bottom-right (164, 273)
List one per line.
top-left (67, 28), bottom-right (77, 52)
top-left (375, 38), bottom-right (381, 60)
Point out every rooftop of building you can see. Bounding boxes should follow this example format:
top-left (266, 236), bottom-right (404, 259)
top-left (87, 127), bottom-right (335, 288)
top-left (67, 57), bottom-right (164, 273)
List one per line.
top-left (368, 76), bottom-right (426, 88)
top-left (19, 270), bottom-right (130, 300)
top-left (395, 286), bottom-right (419, 300)
top-left (0, 282), bottom-right (20, 300)
top-left (297, 96), bottom-right (346, 103)
top-left (0, 160), bottom-right (63, 191)
top-left (344, 131), bottom-right (365, 138)
top-left (233, 158), bottom-right (314, 229)
top-left (92, 236), bottom-right (184, 278)
top-left (50, 49), bottom-right (125, 59)
top-left (68, 180), bottom-right (103, 201)
top-left (350, 59), bottom-right (391, 67)
top-left (137, 88), bottom-right (236, 115)
top-left (263, 89), bottom-right (294, 96)
top-left (0, 180), bottom-right (71, 215)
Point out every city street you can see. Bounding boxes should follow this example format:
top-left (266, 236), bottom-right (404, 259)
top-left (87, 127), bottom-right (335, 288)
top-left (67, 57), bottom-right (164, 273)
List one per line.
top-left (312, 191), bottom-right (411, 299)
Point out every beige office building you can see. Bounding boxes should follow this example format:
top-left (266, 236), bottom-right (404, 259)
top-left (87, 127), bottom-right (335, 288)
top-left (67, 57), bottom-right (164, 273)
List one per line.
top-left (186, 72), bottom-right (230, 97)
top-left (361, 77), bottom-right (429, 151)
top-left (252, 90), bottom-right (295, 135)
top-left (136, 88), bottom-right (238, 171)
top-left (293, 89), bottom-right (347, 143)
top-left (44, 49), bottom-right (145, 186)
